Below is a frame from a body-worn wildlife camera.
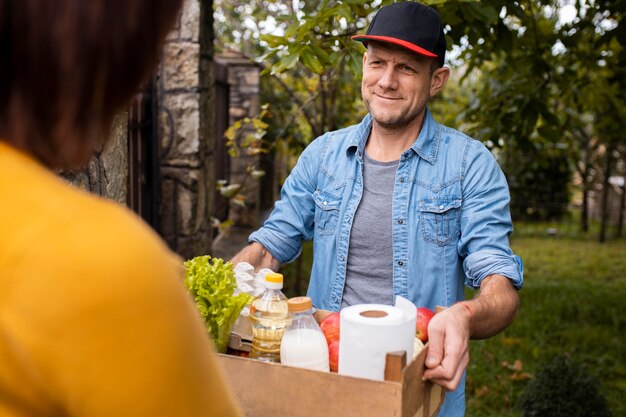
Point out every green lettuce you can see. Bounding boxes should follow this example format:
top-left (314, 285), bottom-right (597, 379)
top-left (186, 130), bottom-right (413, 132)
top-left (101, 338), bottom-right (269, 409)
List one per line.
top-left (184, 255), bottom-right (252, 353)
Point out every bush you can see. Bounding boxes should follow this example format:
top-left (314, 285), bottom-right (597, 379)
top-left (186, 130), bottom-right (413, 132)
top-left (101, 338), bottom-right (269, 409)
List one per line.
top-left (519, 355), bottom-right (612, 417)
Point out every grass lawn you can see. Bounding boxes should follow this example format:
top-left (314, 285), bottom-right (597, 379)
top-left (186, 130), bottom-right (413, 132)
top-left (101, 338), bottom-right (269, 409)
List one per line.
top-left (465, 236), bottom-right (626, 416)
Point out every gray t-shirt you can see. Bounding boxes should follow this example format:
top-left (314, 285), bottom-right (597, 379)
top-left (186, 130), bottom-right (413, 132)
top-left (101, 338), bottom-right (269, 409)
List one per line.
top-left (341, 153), bottom-right (398, 308)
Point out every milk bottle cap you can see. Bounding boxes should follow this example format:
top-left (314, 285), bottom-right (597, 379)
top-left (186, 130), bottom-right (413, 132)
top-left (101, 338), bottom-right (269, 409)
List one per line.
top-left (287, 296), bottom-right (312, 312)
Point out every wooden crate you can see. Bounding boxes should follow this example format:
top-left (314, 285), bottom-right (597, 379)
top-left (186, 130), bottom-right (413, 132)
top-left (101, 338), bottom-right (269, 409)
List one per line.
top-left (217, 345), bottom-right (444, 417)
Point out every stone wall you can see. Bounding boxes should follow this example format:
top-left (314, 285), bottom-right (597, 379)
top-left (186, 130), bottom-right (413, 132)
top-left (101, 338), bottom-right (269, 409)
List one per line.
top-left (156, 0), bottom-right (214, 260)
top-left (60, 113), bottom-right (128, 204)
top-left (61, 0), bottom-right (246, 261)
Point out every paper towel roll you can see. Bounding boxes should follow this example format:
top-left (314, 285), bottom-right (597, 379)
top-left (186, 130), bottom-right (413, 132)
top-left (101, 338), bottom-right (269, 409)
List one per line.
top-left (338, 296), bottom-right (417, 381)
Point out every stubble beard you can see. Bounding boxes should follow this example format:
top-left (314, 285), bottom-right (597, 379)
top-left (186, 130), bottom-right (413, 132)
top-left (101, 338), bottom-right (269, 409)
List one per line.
top-left (364, 96), bottom-right (423, 132)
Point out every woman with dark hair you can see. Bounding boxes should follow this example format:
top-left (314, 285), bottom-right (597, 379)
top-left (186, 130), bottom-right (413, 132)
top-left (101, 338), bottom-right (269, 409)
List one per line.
top-left (0, 1), bottom-right (242, 416)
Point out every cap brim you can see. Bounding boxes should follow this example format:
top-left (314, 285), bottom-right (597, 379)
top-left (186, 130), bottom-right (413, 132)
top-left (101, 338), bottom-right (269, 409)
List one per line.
top-left (351, 35), bottom-right (438, 59)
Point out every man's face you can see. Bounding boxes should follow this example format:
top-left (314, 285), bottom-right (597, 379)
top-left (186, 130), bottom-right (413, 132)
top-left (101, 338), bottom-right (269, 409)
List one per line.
top-left (361, 42), bottom-right (437, 130)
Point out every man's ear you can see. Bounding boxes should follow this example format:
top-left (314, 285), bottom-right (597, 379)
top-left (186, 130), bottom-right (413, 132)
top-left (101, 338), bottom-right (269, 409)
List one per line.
top-left (363, 52), bottom-right (368, 66)
top-left (430, 66), bottom-right (450, 97)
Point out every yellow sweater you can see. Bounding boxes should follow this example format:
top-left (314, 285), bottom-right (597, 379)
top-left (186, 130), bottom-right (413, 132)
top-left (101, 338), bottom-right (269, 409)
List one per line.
top-left (0, 141), bottom-right (242, 417)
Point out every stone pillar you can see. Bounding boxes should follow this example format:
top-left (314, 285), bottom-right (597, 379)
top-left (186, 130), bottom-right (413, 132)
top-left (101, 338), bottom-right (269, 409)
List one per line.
top-left (210, 53), bottom-right (263, 261)
top-left (157, 0), bottom-right (214, 260)
top-left (61, 112), bottom-right (128, 204)
top-left (217, 53), bottom-right (261, 228)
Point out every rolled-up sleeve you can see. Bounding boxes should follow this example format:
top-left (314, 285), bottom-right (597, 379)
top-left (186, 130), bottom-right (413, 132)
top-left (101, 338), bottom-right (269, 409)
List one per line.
top-left (464, 250), bottom-right (523, 289)
top-left (249, 135), bottom-right (327, 264)
top-left (249, 227), bottom-right (302, 264)
top-left (458, 141), bottom-right (524, 290)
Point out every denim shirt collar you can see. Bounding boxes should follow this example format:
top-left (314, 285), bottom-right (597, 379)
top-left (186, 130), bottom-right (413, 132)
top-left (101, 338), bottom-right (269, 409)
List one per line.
top-left (344, 109), bottom-right (440, 164)
top-left (344, 114), bottom-right (371, 162)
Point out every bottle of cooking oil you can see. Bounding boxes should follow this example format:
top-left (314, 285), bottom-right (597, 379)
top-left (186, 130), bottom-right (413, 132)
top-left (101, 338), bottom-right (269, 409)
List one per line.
top-left (249, 272), bottom-right (290, 362)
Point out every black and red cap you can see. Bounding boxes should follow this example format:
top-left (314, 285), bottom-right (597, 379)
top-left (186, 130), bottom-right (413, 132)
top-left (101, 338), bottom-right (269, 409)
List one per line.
top-left (351, 2), bottom-right (446, 67)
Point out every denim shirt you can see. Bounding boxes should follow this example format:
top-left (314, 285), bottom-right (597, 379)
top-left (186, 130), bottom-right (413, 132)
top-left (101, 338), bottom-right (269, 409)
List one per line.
top-left (250, 110), bottom-right (523, 311)
top-left (250, 110), bottom-right (523, 417)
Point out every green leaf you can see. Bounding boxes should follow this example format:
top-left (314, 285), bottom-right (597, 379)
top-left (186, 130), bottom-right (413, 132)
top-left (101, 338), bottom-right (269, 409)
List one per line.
top-left (285, 20), bottom-right (301, 38)
top-left (296, 18), bottom-right (317, 39)
top-left (541, 108), bottom-right (560, 127)
top-left (335, 3), bottom-right (354, 22)
top-left (300, 47), bottom-right (325, 74)
top-left (347, 48), bottom-right (363, 77)
top-left (467, 3), bottom-right (499, 24)
top-left (219, 184), bottom-right (240, 198)
top-left (223, 120), bottom-right (241, 141)
top-left (538, 125), bottom-right (561, 142)
top-left (260, 34), bottom-right (288, 48)
top-left (272, 53), bottom-right (299, 74)
top-left (311, 45), bottom-right (331, 65)
top-left (252, 118), bottom-right (269, 131)
top-left (183, 256), bottom-right (252, 353)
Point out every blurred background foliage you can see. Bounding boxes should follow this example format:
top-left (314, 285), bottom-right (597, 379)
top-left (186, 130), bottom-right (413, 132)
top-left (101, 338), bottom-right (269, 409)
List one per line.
top-left (215, 0), bottom-right (626, 240)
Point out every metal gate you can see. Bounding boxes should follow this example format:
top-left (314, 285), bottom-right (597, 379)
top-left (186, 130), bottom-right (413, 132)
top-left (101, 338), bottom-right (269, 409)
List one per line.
top-left (213, 61), bottom-right (231, 223)
top-left (127, 81), bottom-right (160, 230)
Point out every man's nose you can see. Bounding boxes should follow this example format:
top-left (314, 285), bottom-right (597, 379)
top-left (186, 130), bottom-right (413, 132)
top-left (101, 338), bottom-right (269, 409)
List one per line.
top-left (378, 66), bottom-right (398, 90)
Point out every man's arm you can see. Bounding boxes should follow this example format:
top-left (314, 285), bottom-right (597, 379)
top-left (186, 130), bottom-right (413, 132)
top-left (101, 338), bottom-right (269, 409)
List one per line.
top-left (230, 241), bottom-right (281, 272)
top-left (464, 274), bottom-right (520, 339)
top-left (423, 274), bottom-right (519, 390)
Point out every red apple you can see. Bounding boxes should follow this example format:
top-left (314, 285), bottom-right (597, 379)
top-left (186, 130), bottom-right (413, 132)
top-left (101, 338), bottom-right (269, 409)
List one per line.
top-left (415, 307), bottom-right (435, 342)
top-left (320, 312), bottom-right (341, 345)
top-left (328, 340), bottom-right (340, 372)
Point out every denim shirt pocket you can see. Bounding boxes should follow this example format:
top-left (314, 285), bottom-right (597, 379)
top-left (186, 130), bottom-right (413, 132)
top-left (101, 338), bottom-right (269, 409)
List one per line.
top-left (419, 198), bottom-right (462, 246)
top-left (313, 189), bottom-right (342, 236)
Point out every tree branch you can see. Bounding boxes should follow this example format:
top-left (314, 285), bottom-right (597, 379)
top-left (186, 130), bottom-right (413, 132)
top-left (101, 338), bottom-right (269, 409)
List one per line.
top-left (256, 60), bottom-right (322, 137)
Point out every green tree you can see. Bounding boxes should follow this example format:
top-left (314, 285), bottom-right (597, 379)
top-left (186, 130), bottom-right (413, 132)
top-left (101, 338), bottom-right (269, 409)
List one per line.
top-left (439, 0), bottom-right (625, 234)
top-left (215, 0), bottom-right (626, 237)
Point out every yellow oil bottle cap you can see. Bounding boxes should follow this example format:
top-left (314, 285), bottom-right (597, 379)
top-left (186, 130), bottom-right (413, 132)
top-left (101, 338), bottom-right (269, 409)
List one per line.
top-left (265, 272), bottom-right (283, 284)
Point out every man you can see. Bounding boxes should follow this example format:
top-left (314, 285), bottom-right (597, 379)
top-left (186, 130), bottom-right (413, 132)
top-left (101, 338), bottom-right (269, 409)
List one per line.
top-left (231, 2), bottom-right (522, 415)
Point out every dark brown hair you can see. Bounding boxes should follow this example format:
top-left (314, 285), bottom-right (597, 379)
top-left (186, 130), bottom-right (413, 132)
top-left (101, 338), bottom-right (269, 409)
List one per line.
top-left (0, 0), bottom-right (183, 169)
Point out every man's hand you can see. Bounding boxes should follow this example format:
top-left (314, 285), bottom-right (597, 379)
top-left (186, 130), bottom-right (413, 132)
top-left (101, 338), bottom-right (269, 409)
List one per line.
top-left (422, 304), bottom-right (471, 391)
top-left (230, 242), bottom-right (281, 272)
top-left (423, 274), bottom-right (519, 391)
top-left (313, 309), bottom-right (335, 324)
